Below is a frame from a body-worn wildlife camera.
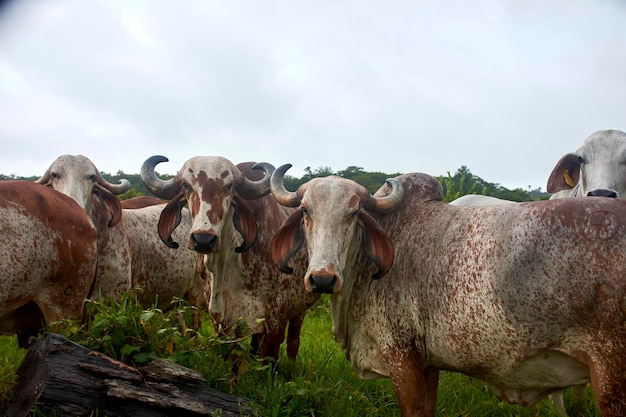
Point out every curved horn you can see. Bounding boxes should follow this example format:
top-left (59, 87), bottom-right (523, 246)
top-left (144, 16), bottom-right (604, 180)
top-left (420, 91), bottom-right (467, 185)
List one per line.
top-left (35, 167), bottom-right (52, 185)
top-left (364, 178), bottom-right (404, 213)
top-left (96, 172), bottom-right (130, 195)
top-left (140, 155), bottom-right (179, 200)
top-left (270, 164), bottom-right (300, 207)
top-left (236, 162), bottom-right (275, 199)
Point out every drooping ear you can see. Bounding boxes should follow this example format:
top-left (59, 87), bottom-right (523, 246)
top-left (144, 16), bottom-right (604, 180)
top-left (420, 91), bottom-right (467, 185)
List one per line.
top-left (270, 209), bottom-right (304, 274)
top-left (93, 184), bottom-right (123, 227)
top-left (358, 210), bottom-right (394, 279)
top-left (547, 153), bottom-right (581, 193)
top-left (232, 195), bottom-right (258, 253)
top-left (158, 193), bottom-right (186, 249)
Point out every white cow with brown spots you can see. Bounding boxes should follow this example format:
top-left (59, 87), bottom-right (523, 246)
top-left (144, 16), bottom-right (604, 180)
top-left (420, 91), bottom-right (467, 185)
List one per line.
top-left (141, 155), bottom-right (320, 360)
top-left (270, 165), bottom-right (626, 417)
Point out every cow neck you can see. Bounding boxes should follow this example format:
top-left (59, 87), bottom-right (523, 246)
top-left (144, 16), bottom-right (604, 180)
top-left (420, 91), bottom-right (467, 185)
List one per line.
top-left (328, 227), bottom-right (370, 352)
top-left (206, 209), bottom-right (245, 279)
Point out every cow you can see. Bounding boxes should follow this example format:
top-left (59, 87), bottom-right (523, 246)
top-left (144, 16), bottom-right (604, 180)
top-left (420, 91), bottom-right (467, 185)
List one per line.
top-left (0, 181), bottom-right (98, 348)
top-left (36, 154), bottom-right (132, 298)
top-left (140, 155), bottom-right (320, 361)
top-left (548, 129), bottom-right (626, 199)
top-left (449, 194), bottom-right (516, 206)
top-left (454, 130), bottom-right (626, 415)
top-left (36, 155), bottom-right (210, 328)
top-left (270, 164), bottom-right (626, 417)
top-left (121, 195), bottom-right (166, 209)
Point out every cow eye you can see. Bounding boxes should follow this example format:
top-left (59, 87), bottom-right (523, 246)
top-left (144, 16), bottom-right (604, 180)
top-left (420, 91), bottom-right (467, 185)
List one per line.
top-left (51, 172), bottom-right (60, 179)
top-left (182, 182), bottom-right (191, 191)
top-left (578, 155), bottom-right (586, 164)
top-left (87, 174), bottom-right (96, 182)
top-left (300, 206), bottom-right (309, 216)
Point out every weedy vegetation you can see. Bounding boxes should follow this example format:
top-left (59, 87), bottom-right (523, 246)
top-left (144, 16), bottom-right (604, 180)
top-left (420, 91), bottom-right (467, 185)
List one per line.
top-left (0, 293), bottom-right (599, 416)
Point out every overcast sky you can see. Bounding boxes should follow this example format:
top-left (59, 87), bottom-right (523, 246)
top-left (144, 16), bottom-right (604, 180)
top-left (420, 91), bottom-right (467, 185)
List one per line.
top-left (1, 0), bottom-right (625, 191)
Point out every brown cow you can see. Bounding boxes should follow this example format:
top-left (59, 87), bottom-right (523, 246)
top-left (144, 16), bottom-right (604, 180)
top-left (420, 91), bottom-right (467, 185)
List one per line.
top-left (271, 165), bottom-right (626, 417)
top-left (0, 181), bottom-right (98, 348)
top-left (141, 155), bottom-right (320, 360)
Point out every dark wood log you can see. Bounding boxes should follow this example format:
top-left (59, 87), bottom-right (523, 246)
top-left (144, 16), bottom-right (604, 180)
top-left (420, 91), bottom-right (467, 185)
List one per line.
top-left (6, 333), bottom-right (256, 417)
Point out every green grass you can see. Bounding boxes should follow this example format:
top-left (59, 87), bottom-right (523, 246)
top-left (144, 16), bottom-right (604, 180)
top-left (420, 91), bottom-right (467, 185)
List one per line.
top-left (0, 335), bottom-right (25, 411)
top-left (0, 294), bottom-right (600, 416)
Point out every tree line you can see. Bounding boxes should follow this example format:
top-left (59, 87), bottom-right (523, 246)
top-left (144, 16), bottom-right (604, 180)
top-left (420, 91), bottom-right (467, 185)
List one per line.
top-left (0, 165), bottom-right (550, 202)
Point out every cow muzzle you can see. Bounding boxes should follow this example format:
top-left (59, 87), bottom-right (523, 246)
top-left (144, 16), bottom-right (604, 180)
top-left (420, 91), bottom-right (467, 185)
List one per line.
top-left (308, 273), bottom-right (340, 294)
top-left (190, 232), bottom-right (219, 254)
top-left (586, 188), bottom-right (620, 198)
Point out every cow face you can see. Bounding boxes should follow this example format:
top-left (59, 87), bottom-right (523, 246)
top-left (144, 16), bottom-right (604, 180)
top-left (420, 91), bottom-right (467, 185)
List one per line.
top-left (179, 157), bottom-right (246, 253)
top-left (547, 130), bottom-right (626, 199)
top-left (577, 130), bottom-right (626, 198)
top-left (271, 169), bottom-right (401, 294)
top-left (38, 155), bottom-right (98, 212)
top-left (36, 155), bottom-right (129, 227)
top-left (142, 156), bottom-right (272, 255)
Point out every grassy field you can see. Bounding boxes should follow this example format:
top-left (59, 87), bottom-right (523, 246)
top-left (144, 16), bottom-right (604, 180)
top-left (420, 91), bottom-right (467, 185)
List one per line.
top-left (0, 295), bottom-right (599, 416)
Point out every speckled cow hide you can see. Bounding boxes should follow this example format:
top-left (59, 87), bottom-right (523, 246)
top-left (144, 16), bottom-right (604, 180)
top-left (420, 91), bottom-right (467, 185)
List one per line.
top-left (271, 170), bottom-right (626, 417)
top-left (0, 181), bottom-right (98, 348)
top-left (37, 155), bottom-right (210, 329)
top-left (142, 155), bottom-right (320, 360)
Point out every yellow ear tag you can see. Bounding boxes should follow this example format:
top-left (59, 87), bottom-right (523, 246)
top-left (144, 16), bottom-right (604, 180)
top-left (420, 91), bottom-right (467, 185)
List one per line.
top-left (563, 170), bottom-right (576, 188)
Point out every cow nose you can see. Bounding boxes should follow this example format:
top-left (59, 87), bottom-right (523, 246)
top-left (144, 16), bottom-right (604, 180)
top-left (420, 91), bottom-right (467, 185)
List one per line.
top-left (309, 274), bottom-right (338, 294)
top-left (586, 189), bottom-right (619, 198)
top-left (191, 232), bottom-right (219, 253)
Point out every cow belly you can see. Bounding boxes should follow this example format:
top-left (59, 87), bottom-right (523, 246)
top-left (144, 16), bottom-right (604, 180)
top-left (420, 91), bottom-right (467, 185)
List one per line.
top-left (484, 350), bottom-right (589, 408)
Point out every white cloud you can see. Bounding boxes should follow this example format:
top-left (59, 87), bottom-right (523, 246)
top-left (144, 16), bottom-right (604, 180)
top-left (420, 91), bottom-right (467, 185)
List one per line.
top-left (1, 0), bottom-right (626, 190)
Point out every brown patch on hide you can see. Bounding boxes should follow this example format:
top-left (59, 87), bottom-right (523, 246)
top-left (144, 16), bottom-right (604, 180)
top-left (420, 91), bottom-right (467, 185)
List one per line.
top-left (197, 170), bottom-right (226, 225)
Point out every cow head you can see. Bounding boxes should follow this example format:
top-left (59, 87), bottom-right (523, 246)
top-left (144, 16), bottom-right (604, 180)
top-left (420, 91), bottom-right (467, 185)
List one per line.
top-left (140, 155), bottom-right (273, 254)
top-left (547, 130), bottom-right (626, 199)
top-left (36, 155), bottom-right (130, 227)
top-left (270, 164), bottom-right (404, 294)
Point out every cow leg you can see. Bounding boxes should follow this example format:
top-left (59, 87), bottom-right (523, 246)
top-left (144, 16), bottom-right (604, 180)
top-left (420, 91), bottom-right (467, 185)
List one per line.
top-left (387, 346), bottom-right (439, 417)
top-left (590, 357), bottom-right (626, 417)
top-left (286, 313), bottom-right (305, 360)
top-left (549, 390), bottom-right (568, 417)
top-left (251, 330), bottom-right (283, 362)
top-left (569, 384), bottom-right (589, 417)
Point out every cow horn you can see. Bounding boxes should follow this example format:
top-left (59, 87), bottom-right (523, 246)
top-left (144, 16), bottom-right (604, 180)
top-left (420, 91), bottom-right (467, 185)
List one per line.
top-left (364, 178), bottom-right (404, 213)
top-left (270, 164), bottom-right (301, 207)
top-left (96, 172), bottom-right (130, 195)
top-left (34, 168), bottom-right (51, 185)
top-left (140, 155), bottom-right (179, 200)
top-left (236, 162), bottom-right (275, 199)
top-left (35, 165), bottom-right (129, 194)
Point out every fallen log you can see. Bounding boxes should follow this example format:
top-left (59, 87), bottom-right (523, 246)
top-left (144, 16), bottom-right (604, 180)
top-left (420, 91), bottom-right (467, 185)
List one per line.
top-left (6, 333), bottom-right (256, 417)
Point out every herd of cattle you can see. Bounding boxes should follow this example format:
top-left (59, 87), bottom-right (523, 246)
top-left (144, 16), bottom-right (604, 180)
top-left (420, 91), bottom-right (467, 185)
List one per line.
top-left (1, 129), bottom-right (626, 417)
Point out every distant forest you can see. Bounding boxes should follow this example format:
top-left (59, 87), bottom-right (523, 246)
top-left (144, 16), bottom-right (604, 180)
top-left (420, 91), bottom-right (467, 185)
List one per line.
top-left (0, 165), bottom-right (550, 203)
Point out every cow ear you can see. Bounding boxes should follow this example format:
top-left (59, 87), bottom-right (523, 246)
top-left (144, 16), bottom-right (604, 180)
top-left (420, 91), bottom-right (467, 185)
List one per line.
top-left (93, 184), bottom-right (123, 227)
top-left (232, 195), bottom-right (258, 253)
top-left (358, 211), bottom-right (394, 279)
top-left (158, 193), bottom-right (186, 249)
top-left (547, 153), bottom-right (581, 193)
top-left (270, 209), bottom-right (304, 274)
